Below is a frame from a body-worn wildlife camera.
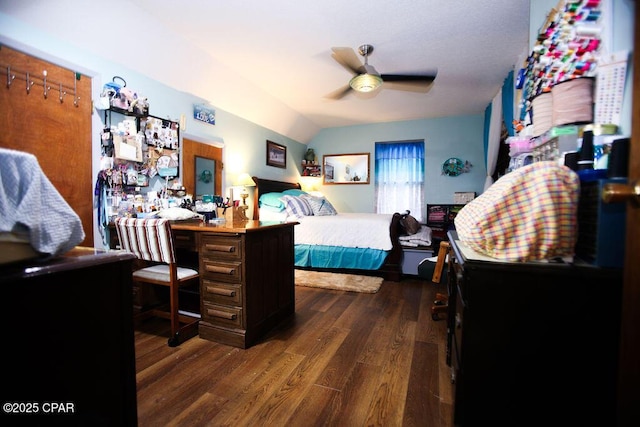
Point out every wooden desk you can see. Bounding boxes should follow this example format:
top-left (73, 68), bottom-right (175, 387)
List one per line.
top-left (109, 219), bottom-right (297, 348)
top-left (1, 247), bottom-right (138, 426)
top-left (168, 220), bottom-right (297, 349)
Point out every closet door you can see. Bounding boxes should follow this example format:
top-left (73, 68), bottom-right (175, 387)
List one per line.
top-left (0, 45), bottom-right (93, 247)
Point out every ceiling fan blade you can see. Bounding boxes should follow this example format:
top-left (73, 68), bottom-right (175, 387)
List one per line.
top-left (381, 74), bottom-right (437, 93)
top-left (331, 47), bottom-right (364, 75)
top-left (324, 84), bottom-right (353, 100)
top-left (380, 74), bottom-right (437, 83)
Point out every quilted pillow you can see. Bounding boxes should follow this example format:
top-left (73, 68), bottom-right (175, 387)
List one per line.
top-left (301, 194), bottom-right (337, 216)
top-left (454, 161), bottom-right (579, 261)
top-left (259, 192), bottom-right (284, 210)
top-left (281, 195), bottom-right (313, 219)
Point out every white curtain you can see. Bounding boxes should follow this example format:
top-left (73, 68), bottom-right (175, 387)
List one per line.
top-left (375, 141), bottom-right (425, 222)
top-left (485, 89), bottom-right (503, 190)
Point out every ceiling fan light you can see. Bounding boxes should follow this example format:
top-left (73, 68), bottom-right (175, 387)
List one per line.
top-left (349, 73), bottom-right (383, 93)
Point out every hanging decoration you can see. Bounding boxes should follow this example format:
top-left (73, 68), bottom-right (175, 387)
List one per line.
top-left (442, 157), bottom-right (473, 177)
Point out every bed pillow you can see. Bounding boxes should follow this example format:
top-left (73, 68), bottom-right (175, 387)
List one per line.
top-left (300, 194), bottom-right (337, 216)
top-left (259, 204), bottom-right (285, 213)
top-left (259, 192), bottom-right (285, 210)
top-left (281, 195), bottom-right (313, 219)
top-left (282, 188), bottom-right (307, 197)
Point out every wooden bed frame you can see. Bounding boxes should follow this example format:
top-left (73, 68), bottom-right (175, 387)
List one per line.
top-left (251, 176), bottom-right (403, 281)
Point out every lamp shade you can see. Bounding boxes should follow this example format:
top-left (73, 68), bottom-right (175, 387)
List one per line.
top-left (349, 73), bottom-right (383, 93)
top-left (235, 173), bottom-right (255, 187)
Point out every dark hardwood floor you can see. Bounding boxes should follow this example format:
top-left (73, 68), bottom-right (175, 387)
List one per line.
top-left (134, 276), bottom-right (454, 426)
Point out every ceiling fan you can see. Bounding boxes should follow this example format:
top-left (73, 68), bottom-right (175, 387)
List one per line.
top-left (326, 44), bottom-right (437, 100)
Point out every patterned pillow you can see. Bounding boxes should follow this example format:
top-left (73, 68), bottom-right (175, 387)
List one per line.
top-left (281, 195), bottom-right (313, 219)
top-left (454, 161), bottom-right (579, 261)
top-left (301, 194), bottom-right (337, 216)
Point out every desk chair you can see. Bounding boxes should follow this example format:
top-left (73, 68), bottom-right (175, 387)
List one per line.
top-left (114, 217), bottom-right (199, 347)
top-left (430, 241), bottom-right (450, 321)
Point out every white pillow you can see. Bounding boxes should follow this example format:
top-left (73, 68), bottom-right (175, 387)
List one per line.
top-left (156, 207), bottom-right (198, 220)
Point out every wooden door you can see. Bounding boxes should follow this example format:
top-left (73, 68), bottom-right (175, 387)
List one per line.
top-left (0, 45), bottom-right (93, 247)
top-left (617, 5), bottom-right (640, 425)
top-left (182, 137), bottom-right (223, 197)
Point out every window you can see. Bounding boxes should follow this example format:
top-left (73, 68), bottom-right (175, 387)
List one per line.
top-left (374, 140), bottom-right (425, 222)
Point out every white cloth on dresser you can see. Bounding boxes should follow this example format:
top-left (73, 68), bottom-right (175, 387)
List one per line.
top-left (0, 148), bottom-right (85, 257)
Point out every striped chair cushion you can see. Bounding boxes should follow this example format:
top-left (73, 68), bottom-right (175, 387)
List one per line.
top-left (114, 217), bottom-right (176, 264)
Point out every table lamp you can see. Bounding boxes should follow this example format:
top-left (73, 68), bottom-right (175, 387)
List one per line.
top-left (235, 173), bottom-right (255, 206)
top-left (232, 173), bottom-right (255, 221)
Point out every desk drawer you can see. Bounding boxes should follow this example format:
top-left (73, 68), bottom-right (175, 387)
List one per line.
top-left (201, 260), bottom-right (242, 283)
top-left (201, 280), bottom-right (242, 306)
top-left (201, 234), bottom-right (242, 260)
top-left (173, 230), bottom-right (196, 251)
top-left (202, 302), bottom-right (243, 329)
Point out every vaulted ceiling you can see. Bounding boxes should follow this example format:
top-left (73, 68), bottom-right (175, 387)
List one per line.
top-left (0, 0), bottom-right (530, 143)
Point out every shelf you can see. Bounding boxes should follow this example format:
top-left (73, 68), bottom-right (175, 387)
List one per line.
top-left (301, 163), bottom-right (321, 177)
top-left (106, 105), bottom-right (147, 118)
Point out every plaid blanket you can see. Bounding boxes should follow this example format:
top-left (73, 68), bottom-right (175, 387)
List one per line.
top-left (454, 161), bottom-right (579, 262)
top-left (0, 148), bottom-right (85, 256)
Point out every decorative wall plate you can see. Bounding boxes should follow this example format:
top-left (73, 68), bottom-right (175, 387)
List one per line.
top-left (442, 157), bottom-right (465, 176)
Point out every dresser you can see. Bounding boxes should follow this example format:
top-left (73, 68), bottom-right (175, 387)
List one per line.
top-left (172, 220), bottom-right (296, 348)
top-left (1, 247), bottom-right (138, 426)
top-left (446, 231), bottom-right (622, 426)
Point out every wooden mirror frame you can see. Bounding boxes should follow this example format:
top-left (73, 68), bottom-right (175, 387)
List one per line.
top-left (323, 152), bottom-right (370, 185)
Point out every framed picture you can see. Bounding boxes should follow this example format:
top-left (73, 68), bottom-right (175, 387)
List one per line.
top-left (266, 140), bottom-right (286, 168)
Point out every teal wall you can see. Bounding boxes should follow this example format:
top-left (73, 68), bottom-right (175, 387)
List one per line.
top-left (306, 116), bottom-right (486, 214)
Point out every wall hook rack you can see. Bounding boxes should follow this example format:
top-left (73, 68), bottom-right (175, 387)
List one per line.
top-left (2, 63), bottom-right (80, 106)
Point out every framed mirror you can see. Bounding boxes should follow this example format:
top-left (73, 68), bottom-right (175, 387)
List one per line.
top-left (195, 156), bottom-right (216, 198)
top-left (323, 152), bottom-right (370, 185)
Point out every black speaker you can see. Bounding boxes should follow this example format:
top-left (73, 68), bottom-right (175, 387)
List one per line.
top-left (607, 137), bottom-right (630, 178)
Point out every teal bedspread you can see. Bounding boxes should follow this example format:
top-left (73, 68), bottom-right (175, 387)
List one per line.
top-left (295, 244), bottom-right (388, 270)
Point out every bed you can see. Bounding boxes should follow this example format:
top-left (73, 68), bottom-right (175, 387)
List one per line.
top-left (251, 177), bottom-right (404, 281)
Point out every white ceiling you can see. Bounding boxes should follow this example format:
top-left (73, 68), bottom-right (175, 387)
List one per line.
top-left (1, 0), bottom-right (530, 143)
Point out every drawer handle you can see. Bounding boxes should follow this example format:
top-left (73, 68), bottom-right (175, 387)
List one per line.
top-left (175, 235), bottom-right (190, 242)
top-left (207, 309), bottom-right (237, 320)
top-left (206, 286), bottom-right (236, 297)
top-left (205, 244), bottom-right (235, 253)
top-left (455, 313), bottom-right (462, 329)
top-left (205, 265), bottom-right (236, 275)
